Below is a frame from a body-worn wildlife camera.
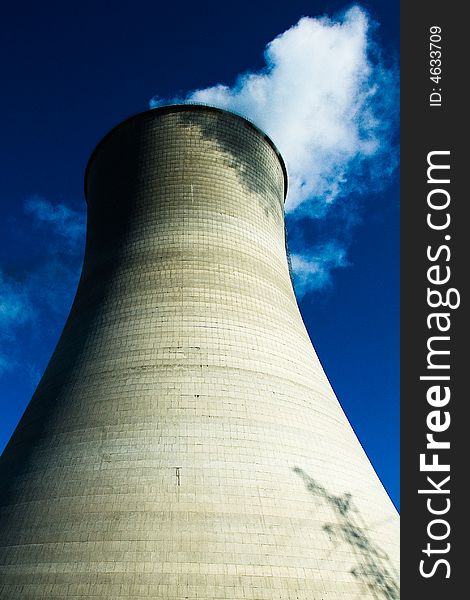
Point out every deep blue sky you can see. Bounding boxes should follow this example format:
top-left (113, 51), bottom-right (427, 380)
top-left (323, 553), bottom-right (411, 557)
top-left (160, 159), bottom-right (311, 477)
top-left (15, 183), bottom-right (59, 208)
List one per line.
top-left (0, 1), bottom-right (399, 507)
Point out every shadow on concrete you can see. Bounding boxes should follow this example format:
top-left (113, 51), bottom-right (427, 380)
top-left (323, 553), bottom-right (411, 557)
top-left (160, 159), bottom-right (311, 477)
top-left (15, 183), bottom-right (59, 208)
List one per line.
top-left (293, 467), bottom-right (399, 600)
top-left (177, 110), bottom-right (283, 222)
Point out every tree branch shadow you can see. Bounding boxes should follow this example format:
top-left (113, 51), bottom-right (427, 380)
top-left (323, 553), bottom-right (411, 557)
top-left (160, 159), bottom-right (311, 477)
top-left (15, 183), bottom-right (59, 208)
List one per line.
top-left (293, 467), bottom-right (399, 599)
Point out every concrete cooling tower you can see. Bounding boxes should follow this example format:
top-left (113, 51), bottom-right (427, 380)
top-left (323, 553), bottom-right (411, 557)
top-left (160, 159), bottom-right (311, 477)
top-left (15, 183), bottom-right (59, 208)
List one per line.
top-left (0, 105), bottom-right (399, 599)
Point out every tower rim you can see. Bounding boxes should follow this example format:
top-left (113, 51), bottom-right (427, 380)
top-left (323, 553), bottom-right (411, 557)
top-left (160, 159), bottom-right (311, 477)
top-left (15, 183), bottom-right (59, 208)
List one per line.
top-left (84, 104), bottom-right (288, 202)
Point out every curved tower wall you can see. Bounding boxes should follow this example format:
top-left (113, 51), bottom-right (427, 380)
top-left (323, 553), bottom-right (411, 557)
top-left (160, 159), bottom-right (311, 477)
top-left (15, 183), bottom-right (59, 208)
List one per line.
top-left (0, 106), bottom-right (399, 599)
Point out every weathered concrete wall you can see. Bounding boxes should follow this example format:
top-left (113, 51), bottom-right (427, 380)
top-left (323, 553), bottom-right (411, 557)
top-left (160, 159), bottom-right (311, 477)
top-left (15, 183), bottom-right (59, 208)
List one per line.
top-left (0, 106), bottom-right (399, 599)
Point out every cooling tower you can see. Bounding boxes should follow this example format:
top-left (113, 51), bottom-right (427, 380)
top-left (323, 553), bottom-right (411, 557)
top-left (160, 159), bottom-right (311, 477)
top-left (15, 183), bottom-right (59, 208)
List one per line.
top-left (0, 105), bottom-right (399, 599)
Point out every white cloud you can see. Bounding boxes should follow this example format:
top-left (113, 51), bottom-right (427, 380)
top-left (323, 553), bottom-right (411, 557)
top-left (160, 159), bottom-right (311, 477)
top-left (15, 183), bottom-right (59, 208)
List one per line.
top-left (151, 5), bottom-right (396, 212)
top-left (150, 4), bottom-right (398, 293)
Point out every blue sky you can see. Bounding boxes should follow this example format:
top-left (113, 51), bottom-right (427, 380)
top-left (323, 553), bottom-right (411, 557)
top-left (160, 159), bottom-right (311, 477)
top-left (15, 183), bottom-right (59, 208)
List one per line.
top-left (0, 0), bottom-right (399, 507)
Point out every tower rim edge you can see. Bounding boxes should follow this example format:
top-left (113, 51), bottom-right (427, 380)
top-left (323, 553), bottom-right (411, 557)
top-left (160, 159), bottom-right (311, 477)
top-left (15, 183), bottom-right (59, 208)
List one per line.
top-left (83, 104), bottom-right (288, 203)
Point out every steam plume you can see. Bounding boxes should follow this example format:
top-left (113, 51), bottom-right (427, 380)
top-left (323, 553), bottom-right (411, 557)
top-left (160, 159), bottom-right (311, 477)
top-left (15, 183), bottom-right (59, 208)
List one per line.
top-left (150, 4), bottom-right (398, 294)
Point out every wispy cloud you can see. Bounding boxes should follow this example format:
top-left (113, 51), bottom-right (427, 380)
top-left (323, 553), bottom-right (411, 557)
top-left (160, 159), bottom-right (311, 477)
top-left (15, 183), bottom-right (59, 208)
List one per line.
top-left (24, 196), bottom-right (86, 252)
top-left (150, 4), bottom-right (398, 293)
top-left (0, 271), bottom-right (33, 332)
top-left (290, 242), bottom-right (349, 298)
top-left (0, 199), bottom-right (85, 378)
top-left (0, 271), bottom-right (34, 375)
